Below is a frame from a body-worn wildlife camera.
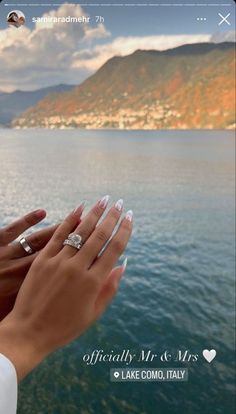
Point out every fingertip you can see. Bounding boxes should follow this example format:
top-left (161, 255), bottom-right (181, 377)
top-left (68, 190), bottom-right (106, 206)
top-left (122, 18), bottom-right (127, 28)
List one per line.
top-left (110, 265), bottom-right (125, 286)
top-left (64, 203), bottom-right (84, 225)
top-left (34, 209), bottom-right (47, 219)
top-left (122, 257), bottom-right (128, 273)
top-left (73, 202), bottom-right (86, 218)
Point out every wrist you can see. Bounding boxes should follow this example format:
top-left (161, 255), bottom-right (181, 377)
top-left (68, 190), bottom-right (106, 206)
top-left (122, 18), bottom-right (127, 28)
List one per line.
top-left (0, 316), bottom-right (48, 381)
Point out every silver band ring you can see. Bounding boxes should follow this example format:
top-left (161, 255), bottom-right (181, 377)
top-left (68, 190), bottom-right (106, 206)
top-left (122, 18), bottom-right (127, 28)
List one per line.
top-left (63, 233), bottom-right (83, 251)
top-left (19, 237), bottom-right (34, 255)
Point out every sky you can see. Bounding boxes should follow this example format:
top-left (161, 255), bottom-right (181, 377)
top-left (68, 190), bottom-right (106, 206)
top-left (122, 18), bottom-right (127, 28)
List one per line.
top-left (0, 0), bottom-right (235, 91)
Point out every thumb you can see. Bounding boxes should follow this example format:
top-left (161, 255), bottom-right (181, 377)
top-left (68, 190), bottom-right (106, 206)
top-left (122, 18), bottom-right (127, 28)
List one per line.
top-left (94, 258), bottom-right (128, 319)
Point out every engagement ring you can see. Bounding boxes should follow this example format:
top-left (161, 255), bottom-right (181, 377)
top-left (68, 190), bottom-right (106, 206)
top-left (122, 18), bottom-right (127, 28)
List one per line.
top-left (63, 233), bottom-right (83, 250)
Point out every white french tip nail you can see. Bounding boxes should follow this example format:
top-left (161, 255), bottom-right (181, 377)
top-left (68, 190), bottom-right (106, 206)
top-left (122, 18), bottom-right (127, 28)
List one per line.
top-left (122, 257), bottom-right (128, 272)
top-left (115, 198), bottom-right (124, 212)
top-left (125, 210), bottom-right (133, 222)
top-left (73, 201), bottom-right (86, 215)
top-left (98, 195), bottom-right (110, 209)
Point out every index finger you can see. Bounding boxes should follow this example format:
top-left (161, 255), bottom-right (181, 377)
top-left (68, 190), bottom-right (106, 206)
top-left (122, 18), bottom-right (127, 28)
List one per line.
top-left (9, 224), bottom-right (59, 258)
top-left (0, 209), bottom-right (46, 246)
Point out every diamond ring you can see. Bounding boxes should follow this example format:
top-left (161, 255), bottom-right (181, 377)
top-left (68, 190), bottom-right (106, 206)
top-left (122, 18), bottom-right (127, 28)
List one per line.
top-left (63, 233), bottom-right (83, 250)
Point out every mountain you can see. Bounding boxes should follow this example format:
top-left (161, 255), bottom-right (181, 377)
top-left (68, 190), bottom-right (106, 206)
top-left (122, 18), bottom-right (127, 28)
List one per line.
top-left (0, 84), bottom-right (75, 125)
top-left (12, 42), bottom-right (235, 129)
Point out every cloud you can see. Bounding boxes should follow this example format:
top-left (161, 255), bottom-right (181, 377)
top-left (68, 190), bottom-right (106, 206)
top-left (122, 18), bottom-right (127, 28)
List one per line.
top-left (0, 3), bottom-right (110, 91)
top-left (73, 31), bottom-right (236, 73)
top-left (210, 31), bottom-right (236, 43)
top-left (72, 34), bottom-right (212, 72)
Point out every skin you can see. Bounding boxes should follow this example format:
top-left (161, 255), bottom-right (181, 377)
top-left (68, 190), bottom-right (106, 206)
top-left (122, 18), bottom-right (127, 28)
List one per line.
top-left (0, 210), bottom-right (59, 321)
top-left (0, 197), bottom-right (133, 381)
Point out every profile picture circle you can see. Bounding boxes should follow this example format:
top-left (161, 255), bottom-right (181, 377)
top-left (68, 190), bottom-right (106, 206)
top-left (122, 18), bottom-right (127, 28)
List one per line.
top-left (7, 10), bottom-right (26, 28)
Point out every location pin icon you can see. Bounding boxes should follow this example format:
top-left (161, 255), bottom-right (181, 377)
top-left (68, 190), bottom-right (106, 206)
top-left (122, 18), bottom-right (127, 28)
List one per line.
top-left (114, 372), bottom-right (119, 378)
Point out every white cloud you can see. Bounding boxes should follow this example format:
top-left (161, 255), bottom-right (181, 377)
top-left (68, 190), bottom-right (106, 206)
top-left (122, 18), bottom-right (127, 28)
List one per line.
top-left (72, 34), bottom-right (212, 72)
top-left (0, 3), bottom-right (109, 91)
top-left (210, 31), bottom-right (236, 43)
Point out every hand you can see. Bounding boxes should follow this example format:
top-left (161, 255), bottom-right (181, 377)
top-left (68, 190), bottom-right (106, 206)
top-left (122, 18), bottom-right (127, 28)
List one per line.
top-left (0, 197), bottom-right (133, 380)
top-left (0, 210), bottom-right (58, 320)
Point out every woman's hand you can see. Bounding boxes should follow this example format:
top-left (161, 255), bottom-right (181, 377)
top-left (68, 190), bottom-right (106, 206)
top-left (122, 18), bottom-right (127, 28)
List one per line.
top-left (0, 210), bottom-right (58, 320)
top-left (0, 197), bottom-right (133, 380)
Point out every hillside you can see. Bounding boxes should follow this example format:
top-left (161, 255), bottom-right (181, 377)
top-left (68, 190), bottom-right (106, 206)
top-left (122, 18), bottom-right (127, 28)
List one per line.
top-left (12, 42), bottom-right (235, 129)
top-left (0, 84), bottom-right (74, 125)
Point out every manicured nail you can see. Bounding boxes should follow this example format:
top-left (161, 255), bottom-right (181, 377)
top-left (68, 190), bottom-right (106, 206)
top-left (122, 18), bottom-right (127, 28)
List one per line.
top-left (34, 209), bottom-right (46, 219)
top-left (115, 199), bottom-right (124, 212)
top-left (125, 210), bottom-right (133, 222)
top-left (73, 202), bottom-right (86, 216)
top-left (122, 257), bottom-right (128, 273)
top-left (98, 195), bottom-right (110, 209)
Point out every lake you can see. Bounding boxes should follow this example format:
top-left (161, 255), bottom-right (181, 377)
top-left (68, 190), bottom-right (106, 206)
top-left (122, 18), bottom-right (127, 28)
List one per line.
top-left (0, 129), bottom-right (235, 414)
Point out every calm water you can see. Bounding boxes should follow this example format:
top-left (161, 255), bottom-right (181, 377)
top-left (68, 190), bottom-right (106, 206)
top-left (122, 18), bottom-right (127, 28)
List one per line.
top-left (0, 129), bottom-right (235, 414)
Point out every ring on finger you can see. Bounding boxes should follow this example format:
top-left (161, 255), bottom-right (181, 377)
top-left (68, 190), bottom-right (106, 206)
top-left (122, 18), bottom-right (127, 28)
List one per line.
top-left (19, 237), bottom-right (34, 255)
top-left (63, 233), bottom-right (83, 251)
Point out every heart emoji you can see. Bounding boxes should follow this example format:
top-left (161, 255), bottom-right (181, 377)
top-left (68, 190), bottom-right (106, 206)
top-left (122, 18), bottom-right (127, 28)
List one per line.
top-left (114, 371), bottom-right (120, 378)
top-left (202, 349), bottom-right (216, 363)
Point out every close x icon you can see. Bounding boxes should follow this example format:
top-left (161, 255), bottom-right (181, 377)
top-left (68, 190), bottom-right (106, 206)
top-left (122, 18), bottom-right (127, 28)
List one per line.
top-left (218, 13), bottom-right (231, 26)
